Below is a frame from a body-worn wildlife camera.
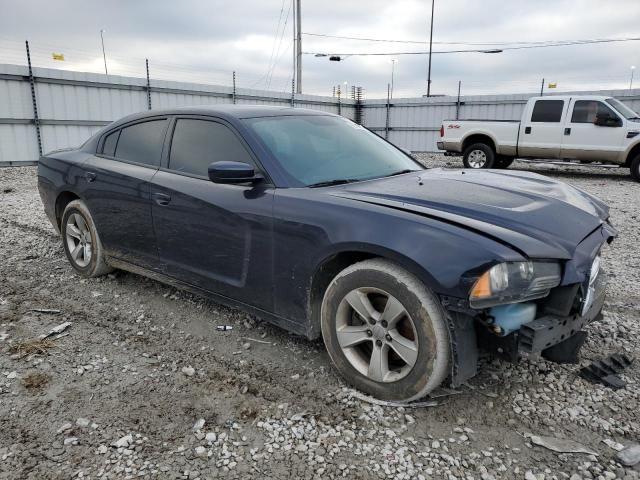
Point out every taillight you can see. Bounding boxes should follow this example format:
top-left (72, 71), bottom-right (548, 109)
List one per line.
top-left (440, 125), bottom-right (444, 137)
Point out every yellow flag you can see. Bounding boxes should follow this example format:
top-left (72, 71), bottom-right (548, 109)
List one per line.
top-left (52, 53), bottom-right (65, 61)
top-left (548, 82), bottom-right (557, 89)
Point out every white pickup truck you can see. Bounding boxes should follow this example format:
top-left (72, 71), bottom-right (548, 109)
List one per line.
top-left (437, 95), bottom-right (640, 181)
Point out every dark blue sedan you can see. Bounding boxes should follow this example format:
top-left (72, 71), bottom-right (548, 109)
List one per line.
top-left (38, 106), bottom-right (615, 401)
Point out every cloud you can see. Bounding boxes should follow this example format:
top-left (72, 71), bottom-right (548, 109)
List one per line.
top-left (1, 0), bottom-right (638, 98)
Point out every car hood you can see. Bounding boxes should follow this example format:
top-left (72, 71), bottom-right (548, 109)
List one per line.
top-left (331, 168), bottom-right (612, 259)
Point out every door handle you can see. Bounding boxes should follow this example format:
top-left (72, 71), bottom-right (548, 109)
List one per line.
top-left (152, 192), bottom-right (171, 206)
top-left (524, 126), bottom-right (532, 134)
top-left (564, 127), bottom-right (571, 136)
top-left (85, 172), bottom-right (97, 182)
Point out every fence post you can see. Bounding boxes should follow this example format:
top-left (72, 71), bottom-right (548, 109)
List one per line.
top-left (291, 78), bottom-right (295, 107)
top-left (337, 86), bottom-right (341, 116)
top-left (385, 84), bottom-right (391, 139)
top-left (456, 80), bottom-right (461, 120)
top-left (25, 41), bottom-right (43, 158)
top-left (540, 78), bottom-right (545, 96)
top-left (232, 71), bottom-right (237, 104)
top-left (145, 59), bottom-right (152, 110)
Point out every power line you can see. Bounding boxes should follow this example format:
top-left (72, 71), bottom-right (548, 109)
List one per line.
top-left (302, 32), bottom-right (640, 47)
top-left (263, 0), bottom-right (287, 85)
top-left (305, 36), bottom-right (640, 57)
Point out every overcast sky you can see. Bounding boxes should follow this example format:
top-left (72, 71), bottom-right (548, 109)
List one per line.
top-left (1, 0), bottom-right (639, 98)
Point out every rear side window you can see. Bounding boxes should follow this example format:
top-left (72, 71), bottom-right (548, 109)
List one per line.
top-left (169, 119), bottom-right (255, 177)
top-left (571, 101), bottom-right (618, 123)
top-left (531, 100), bottom-right (564, 123)
top-left (114, 119), bottom-right (167, 167)
top-left (101, 130), bottom-right (120, 156)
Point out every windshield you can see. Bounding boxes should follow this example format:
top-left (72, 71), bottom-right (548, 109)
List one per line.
top-left (606, 98), bottom-right (639, 120)
top-left (244, 115), bottom-right (423, 186)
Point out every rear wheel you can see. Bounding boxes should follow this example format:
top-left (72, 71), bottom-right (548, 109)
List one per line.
top-left (61, 200), bottom-right (113, 278)
top-left (494, 156), bottom-right (514, 169)
top-left (630, 153), bottom-right (640, 182)
top-left (463, 143), bottom-right (495, 169)
top-left (320, 259), bottom-right (451, 401)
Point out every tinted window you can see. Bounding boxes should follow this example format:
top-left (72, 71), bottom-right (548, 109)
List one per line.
top-left (169, 119), bottom-right (254, 177)
top-left (114, 120), bottom-right (167, 166)
top-left (531, 100), bottom-right (564, 123)
top-left (102, 130), bottom-right (120, 156)
top-left (571, 101), bottom-right (618, 123)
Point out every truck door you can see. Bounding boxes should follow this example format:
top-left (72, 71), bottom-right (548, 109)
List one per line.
top-left (518, 99), bottom-right (566, 158)
top-left (561, 99), bottom-right (625, 162)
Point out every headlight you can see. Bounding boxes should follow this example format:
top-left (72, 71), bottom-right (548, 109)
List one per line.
top-left (469, 261), bottom-right (562, 309)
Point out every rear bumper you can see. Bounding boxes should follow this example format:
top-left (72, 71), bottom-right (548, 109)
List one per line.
top-left (519, 270), bottom-right (607, 353)
top-left (436, 141), bottom-right (444, 150)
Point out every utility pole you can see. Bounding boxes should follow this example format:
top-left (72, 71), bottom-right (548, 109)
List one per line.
top-left (390, 59), bottom-right (396, 99)
top-left (292, 0), bottom-right (296, 94)
top-left (100, 29), bottom-right (108, 78)
top-left (631, 66), bottom-right (636, 90)
top-left (540, 77), bottom-right (545, 96)
top-left (295, 0), bottom-right (302, 93)
top-left (426, 0), bottom-right (434, 97)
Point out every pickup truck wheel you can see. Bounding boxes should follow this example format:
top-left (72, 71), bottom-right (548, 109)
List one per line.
top-left (631, 154), bottom-right (640, 182)
top-left (61, 200), bottom-right (113, 278)
top-left (494, 156), bottom-right (514, 169)
top-left (320, 259), bottom-right (451, 401)
top-left (463, 143), bottom-right (495, 169)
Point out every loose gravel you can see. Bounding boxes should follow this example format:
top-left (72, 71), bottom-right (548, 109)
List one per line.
top-left (0, 156), bottom-right (639, 479)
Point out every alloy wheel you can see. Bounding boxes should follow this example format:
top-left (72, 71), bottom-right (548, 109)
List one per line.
top-left (65, 213), bottom-right (92, 268)
top-left (467, 149), bottom-right (487, 168)
top-left (335, 287), bottom-right (419, 383)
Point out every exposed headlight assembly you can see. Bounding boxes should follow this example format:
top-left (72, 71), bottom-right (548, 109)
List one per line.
top-left (469, 261), bottom-right (562, 309)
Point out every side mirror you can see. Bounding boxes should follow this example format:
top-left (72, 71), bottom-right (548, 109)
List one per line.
top-left (208, 161), bottom-right (262, 184)
top-left (594, 113), bottom-right (621, 127)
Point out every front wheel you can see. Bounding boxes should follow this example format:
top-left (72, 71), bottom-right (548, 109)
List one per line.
top-left (61, 200), bottom-right (113, 278)
top-left (463, 143), bottom-right (495, 169)
top-left (630, 153), bottom-right (640, 182)
top-left (320, 259), bottom-right (451, 401)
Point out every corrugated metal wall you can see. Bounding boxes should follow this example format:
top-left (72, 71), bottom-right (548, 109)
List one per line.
top-left (2, 62), bottom-right (640, 164)
top-left (0, 63), bottom-right (356, 164)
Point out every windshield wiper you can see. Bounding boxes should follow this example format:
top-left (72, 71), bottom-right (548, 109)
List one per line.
top-left (382, 169), bottom-right (419, 178)
top-left (307, 178), bottom-right (359, 188)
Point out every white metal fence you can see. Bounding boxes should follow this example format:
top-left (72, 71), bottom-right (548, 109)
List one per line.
top-left (1, 62), bottom-right (639, 164)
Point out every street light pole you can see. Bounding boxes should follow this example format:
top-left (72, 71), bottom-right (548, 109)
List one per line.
top-left (390, 59), bottom-right (396, 99)
top-left (426, 0), bottom-right (434, 97)
top-left (631, 66), bottom-right (636, 90)
top-left (100, 29), bottom-right (108, 78)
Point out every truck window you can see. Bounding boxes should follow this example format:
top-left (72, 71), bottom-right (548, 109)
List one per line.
top-left (571, 101), bottom-right (619, 124)
top-left (530, 100), bottom-right (564, 123)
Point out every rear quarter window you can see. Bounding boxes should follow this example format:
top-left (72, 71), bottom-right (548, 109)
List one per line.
top-left (101, 130), bottom-right (120, 156)
top-left (531, 100), bottom-right (564, 123)
top-left (114, 119), bottom-right (168, 167)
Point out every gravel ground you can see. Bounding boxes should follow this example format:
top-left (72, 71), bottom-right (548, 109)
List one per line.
top-left (0, 156), bottom-right (639, 480)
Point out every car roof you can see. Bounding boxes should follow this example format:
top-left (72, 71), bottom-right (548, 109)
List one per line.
top-left (111, 105), bottom-right (334, 127)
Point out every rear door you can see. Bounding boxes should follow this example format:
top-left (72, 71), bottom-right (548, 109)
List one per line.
top-left (518, 99), bottom-right (566, 158)
top-left (561, 99), bottom-right (626, 162)
top-left (82, 118), bottom-right (169, 269)
top-left (150, 116), bottom-right (274, 310)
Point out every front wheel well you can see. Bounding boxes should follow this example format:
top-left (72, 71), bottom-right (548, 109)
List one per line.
top-left (462, 134), bottom-right (496, 154)
top-left (55, 191), bottom-right (80, 229)
top-left (625, 143), bottom-right (640, 167)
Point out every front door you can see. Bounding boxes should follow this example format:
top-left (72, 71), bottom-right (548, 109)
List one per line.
top-left (518, 98), bottom-right (566, 158)
top-left (561, 99), bottom-right (626, 162)
top-left (150, 117), bottom-right (274, 310)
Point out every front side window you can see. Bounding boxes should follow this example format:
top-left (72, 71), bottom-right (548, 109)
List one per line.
top-left (114, 119), bottom-right (167, 167)
top-left (169, 119), bottom-right (255, 177)
top-left (244, 115), bottom-right (422, 186)
top-left (571, 101), bottom-right (618, 124)
top-left (531, 100), bottom-right (564, 123)
top-left (605, 98), bottom-right (640, 120)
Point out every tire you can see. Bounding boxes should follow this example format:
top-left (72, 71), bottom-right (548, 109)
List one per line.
top-left (61, 200), bottom-right (113, 278)
top-left (494, 156), bottom-right (514, 169)
top-left (631, 153), bottom-right (640, 182)
top-left (463, 143), bottom-right (495, 169)
top-left (320, 259), bottom-right (451, 401)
